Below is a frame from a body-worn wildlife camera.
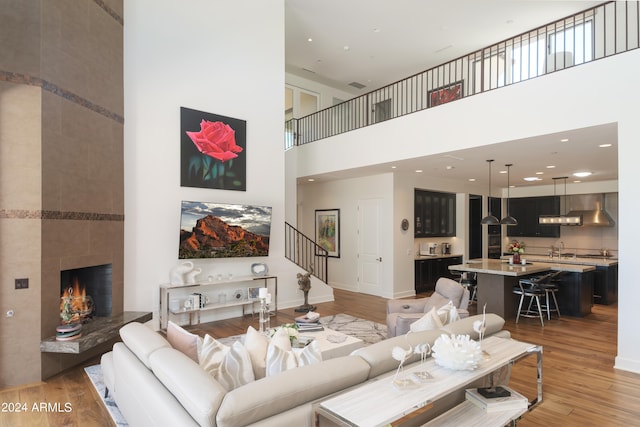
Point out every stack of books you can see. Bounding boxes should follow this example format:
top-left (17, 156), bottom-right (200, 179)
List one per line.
top-left (56, 323), bottom-right (82, 341)
top-left (465, 386), bottom-right (528, 413)
top-left (295, 313), bottom-right (324, 332)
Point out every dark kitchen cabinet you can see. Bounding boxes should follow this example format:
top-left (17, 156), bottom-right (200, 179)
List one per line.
top-left (414, 189), bottom-right (456, 237)
top-left (415, 256), bottom-right (463, 293)
top-left (593, 264), bottom-right (618, 305)
top-left (507, 196), bottom-right (561, 238)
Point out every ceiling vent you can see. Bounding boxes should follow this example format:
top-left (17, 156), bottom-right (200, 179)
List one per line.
top-left (348, 81), bottom-right (366, 89)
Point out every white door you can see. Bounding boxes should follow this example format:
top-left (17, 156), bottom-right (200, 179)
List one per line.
top-left (357, 198), bottom-right (383, 295)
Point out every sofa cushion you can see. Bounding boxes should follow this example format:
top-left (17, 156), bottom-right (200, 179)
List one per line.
top-left (199, 334), bottom-right (255, 391)
top-left (423, 292), bottom-right (450, 313)
top-left (352, 329), bottom-right (444, 378)
top-left (150, 346), bottom-right (226, 426)
top-left (119, 321), bottom-right (171, 369)
top-left (440, 313), bottom-right (505, 340)
top-left (167, 321), bottom-right (202, 363)
top-left (216, 356), bottom-right (371, 427)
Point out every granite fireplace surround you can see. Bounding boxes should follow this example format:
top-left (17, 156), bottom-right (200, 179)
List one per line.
top-left (0, 0), bottom-right (129, 387)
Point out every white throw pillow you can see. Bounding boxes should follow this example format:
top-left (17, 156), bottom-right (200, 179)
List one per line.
top-left (244, 326), bottom-right (269, 379)
top-left (265, 328), bottom-right (322, 376)
top-left (409, 307), bottom-right (444, 332)
top-left (199, 334), bottom-right (255, 391)
top-left (436, 301), bottom-right (460, 325)
top-left (166, 321), bottom-right (202, 363)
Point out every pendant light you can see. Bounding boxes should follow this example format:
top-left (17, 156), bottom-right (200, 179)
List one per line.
top-left (480, 159), bottom-right (500, 225)
top-left (539, 177), bottom-right (583, 225)
top-left (500, 163), bottom-right (518, 225)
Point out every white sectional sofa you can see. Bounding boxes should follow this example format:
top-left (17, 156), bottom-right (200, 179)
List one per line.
top-left (100, 313), bottom-right (510, 426)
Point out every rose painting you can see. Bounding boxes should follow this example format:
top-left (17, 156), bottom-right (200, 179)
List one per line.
top-left (181, 107), bottom-right (246, 190)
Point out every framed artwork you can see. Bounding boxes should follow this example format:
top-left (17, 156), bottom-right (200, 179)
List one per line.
top-left (428, 81), bottom-right (464, 107)
top-left (315, 209), bottom-right (340, 258)
top-left (180, 107), bottom-right (246, 191)
top-left (247, 287), bottom-right (261, 300)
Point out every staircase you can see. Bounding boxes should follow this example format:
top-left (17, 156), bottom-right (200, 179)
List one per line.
top-left (284, 222), bottom-right (328, 284)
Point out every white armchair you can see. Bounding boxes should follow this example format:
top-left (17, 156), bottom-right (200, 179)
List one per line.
top-left (386, 277), bottom-right (470, 338)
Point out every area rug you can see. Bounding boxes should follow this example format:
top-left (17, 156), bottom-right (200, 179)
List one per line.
top-left (84, 314), bottom-right (386, 427)
top-left (218, 313), bottom-right (387, 346)
top-left (84, 364), bottom-right (128, 427)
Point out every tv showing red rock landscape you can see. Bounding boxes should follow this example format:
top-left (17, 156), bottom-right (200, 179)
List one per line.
top-left (179, 201), bottom-right (272, 259)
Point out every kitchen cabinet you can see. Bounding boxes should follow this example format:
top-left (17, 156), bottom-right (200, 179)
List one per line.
top-left (506, 196), bottom-right (561, 238)
top-left (556, 270), bottom-right (594, 317)
top-left (414, 189), bottom-right (456, 237)
top-left (415, 256), bottom-right (463, 293)
top-left (593, 264), bottom-right (618, 304)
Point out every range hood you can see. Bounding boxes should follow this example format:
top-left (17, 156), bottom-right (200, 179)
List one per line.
top-left (565, 193), bottom-right (616, 227)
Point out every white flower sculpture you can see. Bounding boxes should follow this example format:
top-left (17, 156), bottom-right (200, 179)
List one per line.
top-left (432, 334), bottom-right (483, 371)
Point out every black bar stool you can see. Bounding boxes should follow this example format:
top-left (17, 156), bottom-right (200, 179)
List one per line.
top-left (514, 273), bottom-right (553, 327)
top-left (458, 272), bottom-right (477, 304)
top-left (538, 271), bottom-right (563, 320)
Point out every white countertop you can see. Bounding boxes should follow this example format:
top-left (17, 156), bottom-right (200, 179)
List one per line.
top-left (415, 253), bottom-right (463, 260)
top-left (506, 254), bottom-right (618, 267)
top-left (449, 258), bottom-right (595, 276)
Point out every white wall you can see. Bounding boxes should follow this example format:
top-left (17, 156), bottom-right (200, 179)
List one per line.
top-left (297, 174), bottom-right (394, 298)
top-left (124, 0), bottom-right (310, 324)
top-left (292, 50), bottom-right (640, 372)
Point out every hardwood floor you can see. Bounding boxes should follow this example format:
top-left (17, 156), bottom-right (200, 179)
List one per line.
top-left (2, 289), bottom-right (638, 426)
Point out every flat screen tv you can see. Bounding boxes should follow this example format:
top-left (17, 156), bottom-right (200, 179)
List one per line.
top-left (179, 200), bottom-right (272, 259)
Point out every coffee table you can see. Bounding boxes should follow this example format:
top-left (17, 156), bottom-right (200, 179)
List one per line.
top-left (315, 336), bottom-right (542, 426)
top-left (296, 327), bottom-right (364, 360)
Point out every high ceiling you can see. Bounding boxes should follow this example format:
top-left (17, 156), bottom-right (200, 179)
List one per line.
top-left (285, 0), bottom-right (617, 188)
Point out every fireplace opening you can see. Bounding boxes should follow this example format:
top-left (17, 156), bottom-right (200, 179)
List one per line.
top-left (60, 264), bottom-right (112, 323)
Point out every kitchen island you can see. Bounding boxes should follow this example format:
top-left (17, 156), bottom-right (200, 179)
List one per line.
top-left (449, 259), bottom-right (595, 319)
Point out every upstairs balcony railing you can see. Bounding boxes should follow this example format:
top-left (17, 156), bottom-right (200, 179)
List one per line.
top-left (285, 1), bottom-right (639, 149)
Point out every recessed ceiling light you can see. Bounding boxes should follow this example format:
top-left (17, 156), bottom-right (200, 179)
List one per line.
top-left (546, 165), bottom-right (556, 169)
top-left (499, 170), bottom-right (507, 174)
top-left (523, 177), bottom-right (542, 181)
top-left (535, 171), bottom-right (544, 175)
top-left (343, 45), bottom-right (350, 51)
top-left (445, 165), bottom-right (455, 170)
top-left (573, 171), bottom-right (592, 177)
top-left (391, 165), bottom-right (397, 169)
top-left (599, 143), bottom-right (612, 148)
top-left (468, 178), bottom-right (476, 182)
top-left (307, 178), bottom-right (315, 182)
top-left (573, 180), bottom-right (582, 183)
top-left (307, 38), bottom-right (313, 42)
top-left (415, 169), bottom-right (423, 173)
top-left (560, 138), bottom-right (569, 142)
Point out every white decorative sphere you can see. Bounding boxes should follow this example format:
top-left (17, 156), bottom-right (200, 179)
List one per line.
top-left (432, 334), bottom-right (483, 371)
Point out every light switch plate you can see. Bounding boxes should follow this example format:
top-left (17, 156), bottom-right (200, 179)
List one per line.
top-left (15, 278), bottom-right (28, 289)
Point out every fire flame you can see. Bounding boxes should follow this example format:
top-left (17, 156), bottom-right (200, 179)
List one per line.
top-left (60, 277), bottom-right (93, 322)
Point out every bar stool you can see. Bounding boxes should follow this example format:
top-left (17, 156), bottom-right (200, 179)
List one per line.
top-left (514, 274), bottom-right (551, 327)
top-left (538, 271), bottom-right (563, 320)
top-left (458, 272), bottom-right (477, 304)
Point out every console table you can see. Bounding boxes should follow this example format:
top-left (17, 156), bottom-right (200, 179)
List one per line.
top-left (315, 336), bottom-right (542, 427)
top-left (159, 275), bottom-right (277, 330)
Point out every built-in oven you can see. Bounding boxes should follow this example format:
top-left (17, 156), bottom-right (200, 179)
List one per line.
top-left (487, 234), bottom-right (501, 259)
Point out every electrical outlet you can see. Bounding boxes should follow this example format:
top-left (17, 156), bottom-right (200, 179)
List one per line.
top-left (15, 278), bottom-right (28, 289)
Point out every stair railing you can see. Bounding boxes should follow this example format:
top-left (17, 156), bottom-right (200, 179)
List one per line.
top-left (284, 222), bottom-right (328, 284)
